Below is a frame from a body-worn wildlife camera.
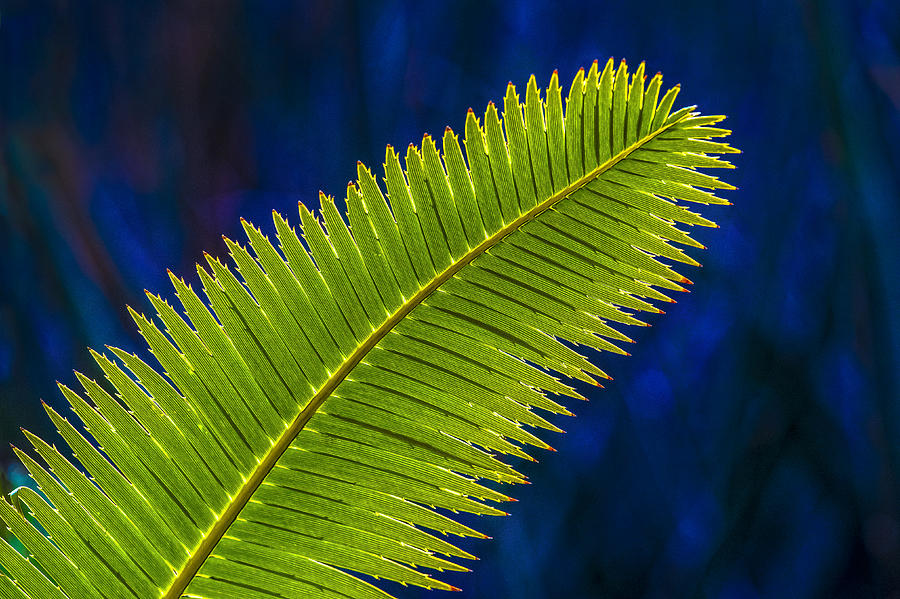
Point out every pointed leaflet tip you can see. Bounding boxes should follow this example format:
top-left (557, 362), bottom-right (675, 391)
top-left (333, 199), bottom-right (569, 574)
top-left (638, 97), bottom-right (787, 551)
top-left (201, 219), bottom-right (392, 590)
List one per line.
top-left (467, 107), bottom-right (474, 114)
top-left (593, 58), bottom-right (598, 65)
top-left (680, 276), bottom-right (694, 285)
top-left (449, 586), bottom-right (462, 592)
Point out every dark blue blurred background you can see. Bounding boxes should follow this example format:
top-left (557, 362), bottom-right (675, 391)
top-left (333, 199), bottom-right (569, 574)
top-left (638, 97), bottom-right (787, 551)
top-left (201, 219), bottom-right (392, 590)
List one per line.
top-left (1, 1), bottom-right (898, 597)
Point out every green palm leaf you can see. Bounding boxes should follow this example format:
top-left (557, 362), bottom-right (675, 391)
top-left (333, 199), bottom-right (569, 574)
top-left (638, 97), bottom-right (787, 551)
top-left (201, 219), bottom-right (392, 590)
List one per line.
top-left (0, 59), bottom-right (737, 598)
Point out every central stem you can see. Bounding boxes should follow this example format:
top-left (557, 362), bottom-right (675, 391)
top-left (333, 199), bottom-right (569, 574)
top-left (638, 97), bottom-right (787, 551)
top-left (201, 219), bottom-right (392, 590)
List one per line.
top-left (162, 113), bottom-right (686, 597)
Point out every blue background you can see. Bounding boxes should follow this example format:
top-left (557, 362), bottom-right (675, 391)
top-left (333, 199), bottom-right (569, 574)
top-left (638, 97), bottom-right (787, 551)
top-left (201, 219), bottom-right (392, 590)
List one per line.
top-left (1, 1), bottom-right (899, 597)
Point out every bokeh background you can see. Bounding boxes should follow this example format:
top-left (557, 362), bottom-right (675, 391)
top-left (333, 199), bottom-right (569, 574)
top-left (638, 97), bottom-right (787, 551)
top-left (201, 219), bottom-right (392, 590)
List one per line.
top-left (1, 1), bottom-right (899, 597)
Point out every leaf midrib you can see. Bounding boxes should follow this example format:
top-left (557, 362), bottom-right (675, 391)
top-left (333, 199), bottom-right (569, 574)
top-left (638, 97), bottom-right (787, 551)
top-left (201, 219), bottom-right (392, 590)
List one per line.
top-left (163, 112), bottom-right (689, 598)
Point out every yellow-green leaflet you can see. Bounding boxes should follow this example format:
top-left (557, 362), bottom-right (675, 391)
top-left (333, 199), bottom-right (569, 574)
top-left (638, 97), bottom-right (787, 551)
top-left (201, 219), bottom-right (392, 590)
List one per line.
top-left (0, 59), bottom-right (737, 599)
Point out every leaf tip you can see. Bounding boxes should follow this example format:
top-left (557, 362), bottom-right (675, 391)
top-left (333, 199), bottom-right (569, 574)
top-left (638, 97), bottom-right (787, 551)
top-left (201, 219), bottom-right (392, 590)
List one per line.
top-left (680, 276), bottom-right (694, 285)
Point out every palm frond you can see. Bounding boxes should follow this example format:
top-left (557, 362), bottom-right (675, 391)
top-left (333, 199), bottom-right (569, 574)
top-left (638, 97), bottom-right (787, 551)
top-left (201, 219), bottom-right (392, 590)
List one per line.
top-left (0, 59), bottom-right (737, 598)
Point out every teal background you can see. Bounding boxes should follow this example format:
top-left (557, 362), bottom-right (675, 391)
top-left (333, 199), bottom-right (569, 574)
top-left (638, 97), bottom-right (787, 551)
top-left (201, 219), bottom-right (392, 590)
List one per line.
top-left (1, 1), bottom-right (899, 597)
